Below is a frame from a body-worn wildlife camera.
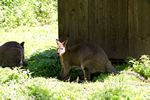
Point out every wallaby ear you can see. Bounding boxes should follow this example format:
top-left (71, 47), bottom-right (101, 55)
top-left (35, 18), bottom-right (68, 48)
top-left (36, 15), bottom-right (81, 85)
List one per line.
top-left (62, 40), bottom-right (68, 47)
top-left (56, 39), bottom-right (59, 41)
top-left (56, 39), bottom-right (61, 45)
top-left (20, 42), bottom-right (24, 47)
top-left (56, 39), bottom-right (68, 47)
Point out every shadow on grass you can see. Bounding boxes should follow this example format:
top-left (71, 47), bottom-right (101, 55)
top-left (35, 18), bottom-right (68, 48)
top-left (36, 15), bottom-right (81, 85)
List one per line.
top-left (26, 48), bottom-right (130, 82)
top-left (91, 63), bottom-right (130, 82)
top-left (26, 48), bottom-right (84, 81)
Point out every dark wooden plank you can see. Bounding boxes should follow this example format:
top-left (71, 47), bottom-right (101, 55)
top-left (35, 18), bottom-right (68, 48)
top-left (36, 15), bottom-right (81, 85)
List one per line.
top-left (58, 0), bottom-right (72, 43)
top-left (77, 0), bottom-right (89, 43)
top-left (58, 0), bottom-right (78, 45)
top-left (64, 0), bottom-right (79, 46)
top-left (88, 0), bottom-right (107, 49)
top-left (86, 0), bottom-right (128, 59)
top-left (88, 0), bottom-right (106, 52)
top-left (59, 0), bottom-right (88, 46)
top-left (88, 0), bottom-right (96, 43)
top-left (58, 0), bottom-right (66, 41)
top-left (129, 0), bottom-right (150, 58)
top-left (103, 0), bottom-right (128, 59)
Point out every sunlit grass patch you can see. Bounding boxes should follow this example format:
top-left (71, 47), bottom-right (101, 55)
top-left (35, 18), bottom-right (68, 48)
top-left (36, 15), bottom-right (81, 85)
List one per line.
top-left (0, 66), bottom-right (150, 99)
top-left (0, 67), bottom-right (31, 84)
top-left (0, 25), bottom-right (58, 59)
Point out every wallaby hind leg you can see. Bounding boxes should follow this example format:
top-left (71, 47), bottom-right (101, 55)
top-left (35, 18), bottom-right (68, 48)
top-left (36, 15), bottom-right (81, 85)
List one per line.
top-left (84, 68), bottom-right (91, 81)
top-left (81, 64), bottom-right (91, 81)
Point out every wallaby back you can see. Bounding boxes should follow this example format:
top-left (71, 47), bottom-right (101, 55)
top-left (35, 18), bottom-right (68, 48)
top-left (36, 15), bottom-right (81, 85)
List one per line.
top-left (56, 40), bottom-right (117, 81)
top-left (0, 41), bottom-right (26, 68)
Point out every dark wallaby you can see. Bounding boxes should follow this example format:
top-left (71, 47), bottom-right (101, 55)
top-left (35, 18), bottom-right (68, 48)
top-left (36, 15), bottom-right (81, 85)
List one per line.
top-left (0, 41), bottom-right (27, 68)
top-left (56, 39), bottom-right (117, 81)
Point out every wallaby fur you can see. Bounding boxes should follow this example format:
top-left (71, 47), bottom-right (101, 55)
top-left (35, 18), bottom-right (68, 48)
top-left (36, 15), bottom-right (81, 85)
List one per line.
top-left (56, 39), bottom-right (117, 81)
top-left (0, 41), bottom-right (26, 68)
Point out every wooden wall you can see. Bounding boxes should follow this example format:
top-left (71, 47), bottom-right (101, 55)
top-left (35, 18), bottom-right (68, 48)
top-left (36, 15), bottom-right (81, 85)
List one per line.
top-left (128, 0), bottom-right (150, 58)
top-left (58, 0), bottom-right (150, 59)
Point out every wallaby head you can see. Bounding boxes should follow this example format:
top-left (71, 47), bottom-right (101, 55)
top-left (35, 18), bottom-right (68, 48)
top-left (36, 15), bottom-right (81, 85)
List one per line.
top-left (56, 39), bottom-right (68, 56)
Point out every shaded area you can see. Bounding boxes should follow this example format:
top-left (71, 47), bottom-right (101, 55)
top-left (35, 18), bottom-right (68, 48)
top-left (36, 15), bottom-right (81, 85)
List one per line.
top-left (26, 47), bottom-right (129, 82)
top-left (26, 48), bottom-right (84, 81)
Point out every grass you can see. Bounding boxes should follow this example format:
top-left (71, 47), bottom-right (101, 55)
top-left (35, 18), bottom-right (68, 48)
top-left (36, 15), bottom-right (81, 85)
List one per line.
top-left (0, 25), bottom-right (150, 99)
top-left (0, 68), bottom-right (150, 100)
top-left (0, 24), bottom-right (58, 58)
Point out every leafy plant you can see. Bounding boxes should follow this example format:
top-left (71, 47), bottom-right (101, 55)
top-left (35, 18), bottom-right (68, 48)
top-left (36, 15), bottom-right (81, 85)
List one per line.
top-left (89, 82), bottom-right (146, 100)
top-left (27, 48), bottom-right (84, 81)
top-left (27, 48), bottom-right (61, 78)
top-left (0, 67), bottom-right (31, 84)
top-left (0, 0), bottom-right (57, 29)
top-left (28, 85), bottom-right (54, 100)
top-left (129, 55), bottom-right (150, 79)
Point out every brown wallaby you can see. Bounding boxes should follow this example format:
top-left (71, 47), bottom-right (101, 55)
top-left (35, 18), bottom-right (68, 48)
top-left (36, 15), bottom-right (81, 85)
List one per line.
top-left (56, 39), bottom-right (117, 81)
top-left (0, 41), bottom-right (27, 68)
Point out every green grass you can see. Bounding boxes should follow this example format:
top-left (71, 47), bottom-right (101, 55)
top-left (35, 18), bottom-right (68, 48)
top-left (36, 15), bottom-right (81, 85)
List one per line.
top-left (0, 25), bottom-right (150, 99)
top-left (0, 0), bottom-right (57, 28)
top-left (0, 68), bottom-right (150, 100)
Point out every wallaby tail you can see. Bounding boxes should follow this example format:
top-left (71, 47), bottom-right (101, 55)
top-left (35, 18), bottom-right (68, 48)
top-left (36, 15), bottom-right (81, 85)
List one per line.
top-left (120, 71), bottom-right (150, 83)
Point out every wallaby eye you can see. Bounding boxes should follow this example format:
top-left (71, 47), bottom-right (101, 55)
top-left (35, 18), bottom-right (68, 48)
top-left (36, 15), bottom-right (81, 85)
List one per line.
top-left (60, 48), bottom-right (64, 50)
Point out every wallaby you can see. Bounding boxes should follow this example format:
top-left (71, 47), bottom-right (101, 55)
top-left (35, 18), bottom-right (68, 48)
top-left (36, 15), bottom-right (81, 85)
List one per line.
top-left (56, 39), bottom-right (117, 81)
top-left (0, 41), bottom-right (27, 68)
